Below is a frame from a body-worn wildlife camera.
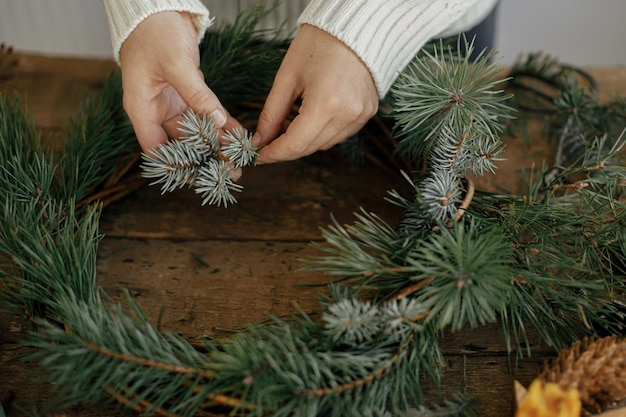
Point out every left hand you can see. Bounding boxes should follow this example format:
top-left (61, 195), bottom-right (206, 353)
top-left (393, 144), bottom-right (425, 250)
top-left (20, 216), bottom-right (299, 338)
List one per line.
top-left (118, 11), bottom-right (242, 154)
top-left (253, 24), bottom-right (379, 164)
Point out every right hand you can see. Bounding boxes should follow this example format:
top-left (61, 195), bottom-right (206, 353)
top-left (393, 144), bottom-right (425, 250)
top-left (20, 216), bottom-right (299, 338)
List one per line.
top-left (119, 11), bottom-right (242, 153)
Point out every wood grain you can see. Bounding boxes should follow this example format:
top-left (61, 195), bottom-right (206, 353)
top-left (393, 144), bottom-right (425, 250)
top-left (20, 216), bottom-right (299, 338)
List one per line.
top-left (1, 54), bottom-right (624, 417)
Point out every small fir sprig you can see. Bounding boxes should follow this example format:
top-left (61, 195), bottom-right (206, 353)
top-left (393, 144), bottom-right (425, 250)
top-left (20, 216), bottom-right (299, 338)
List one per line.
top-left (140, 109), bottom-right (258, 207)
top-left (391, 37), bottom-right (513, 221)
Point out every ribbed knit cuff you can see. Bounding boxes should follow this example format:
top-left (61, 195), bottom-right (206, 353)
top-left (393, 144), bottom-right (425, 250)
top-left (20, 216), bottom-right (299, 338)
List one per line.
top-left (298, 0), bottom-right (480, 98)
top-left (103, 0), bottom-right (213, 64)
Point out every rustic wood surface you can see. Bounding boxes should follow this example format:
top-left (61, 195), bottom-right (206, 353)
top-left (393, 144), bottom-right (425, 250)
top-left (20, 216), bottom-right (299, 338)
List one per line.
top-left (0, 54), bottom-right (625, 417)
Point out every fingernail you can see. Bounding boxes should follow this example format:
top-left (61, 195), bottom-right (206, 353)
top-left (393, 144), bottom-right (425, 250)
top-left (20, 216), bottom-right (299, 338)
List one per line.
top-left (251, 132), bottom-right (261, 147)
top-left (211, 108), bottom-right (227, 128)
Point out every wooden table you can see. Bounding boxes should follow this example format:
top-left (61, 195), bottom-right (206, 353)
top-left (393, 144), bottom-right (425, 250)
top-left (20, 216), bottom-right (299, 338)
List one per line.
top-left (1, 54), bottom-right (625, 416)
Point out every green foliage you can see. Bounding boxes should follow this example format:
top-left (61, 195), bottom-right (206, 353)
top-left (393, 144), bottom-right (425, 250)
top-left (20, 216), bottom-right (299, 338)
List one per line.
top-left (391, 38), bottom-right (514, 220)
top-left (306, 41), bottom-right (626, 361)
top-left (392, 37), bottom-right (514, 162)
top-left (57, 72), bottom-right (136, 202)
top-left (199, 1), bottom-right (289, 111)
top-left (507, 51), bottom-right (626, 190)
top-left (140, 110), bottom-right (257, 206)
top-left (1, 5), bottom-right (481, 416)
top-left (404, 220), bottom-right (514, 332)
top-left (0, 73), bottom-right (135, 319)
top-left (1, 4), bottom-right (624, 416)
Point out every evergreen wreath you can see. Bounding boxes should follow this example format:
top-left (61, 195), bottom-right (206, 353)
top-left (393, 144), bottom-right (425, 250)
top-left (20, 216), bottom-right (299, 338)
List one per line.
top-left (1, 3), bottom-right (625, 417)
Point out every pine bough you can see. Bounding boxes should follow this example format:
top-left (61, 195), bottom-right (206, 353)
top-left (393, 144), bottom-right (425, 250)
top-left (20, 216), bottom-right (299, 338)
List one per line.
top-left (1, 8), bottom-right (625, 417)
top-left (141, 110), bottom-right (258, 206)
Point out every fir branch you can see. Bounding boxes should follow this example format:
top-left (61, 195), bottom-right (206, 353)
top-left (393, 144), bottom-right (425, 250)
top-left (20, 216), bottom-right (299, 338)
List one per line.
top-left (27, 295), bottom-right (216, 414)
top-left (403, 219), bottom-right (514, 331)
top-left (56, 72), bottom-right (137, 202)
top-left (195, 160), bottom-right (243, 207)
top-left (0, 94), bottom-right (42, 163)
top-left (305, 211), bottom-right (408, 285)
top-left (221, 128), bottom-right (259, 169)
top-left (140, 110), bottom-right (257, 206)
top-left (141, 139), bottom-right (207, 193)
top-left (419, 169), bottom-right (464, 220)
top-left (390, 37), bottom-right (514, 222)
top-left (177, 109), bottom-right (221, 156)
top-left (391, 36), bottom-right (513, 162)
top-left (506, 51), bottom-right (600, 114)
top-left (24, 294), bottom-right (437, 416)
top-left (308, 43), bottom-right (625, 358)
top-left (322, 297), bottom-right (423, 345)
top-left (507, 52), bottom-right (626, 197)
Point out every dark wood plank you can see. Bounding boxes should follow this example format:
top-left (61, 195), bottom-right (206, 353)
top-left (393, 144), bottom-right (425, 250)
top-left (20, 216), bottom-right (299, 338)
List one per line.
top-left (100, 154), bottom-right (408, 241)
top-left (422, 354), bottom-right (555, 417)
top-left (0, 54), bottom-right (117, 128)
top-left (96, 239), bottom-right (331, 341)
top-left (1, 54), bottom-right (625, 416)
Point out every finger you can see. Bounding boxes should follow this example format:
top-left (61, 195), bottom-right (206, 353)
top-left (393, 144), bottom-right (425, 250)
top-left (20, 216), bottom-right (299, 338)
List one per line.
top-left (123, 94), bottom-right (169, 153)
top-left (253, 73), bottom-right (299, 148)
top-left (162, 114), bottom-right (186, 140)
top-left (229, 167), bottom-right (243, 182)
top-left (132, 119), bottom-right (169, 154)
top-left (256, 106), bottom-right (332, 164)
top-left (166, 63), bottom-right (242, 132)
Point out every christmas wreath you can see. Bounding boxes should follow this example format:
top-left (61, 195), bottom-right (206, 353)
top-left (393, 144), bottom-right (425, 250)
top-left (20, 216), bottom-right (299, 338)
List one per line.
top-left (1, 4), bottom-right (625, 417)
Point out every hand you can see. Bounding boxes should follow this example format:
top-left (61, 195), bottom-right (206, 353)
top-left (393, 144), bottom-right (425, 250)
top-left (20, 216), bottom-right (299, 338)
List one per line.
top-left (119, 11), bottom-right (242, 153)
top-left (253, 24), bottom-right (379, 164)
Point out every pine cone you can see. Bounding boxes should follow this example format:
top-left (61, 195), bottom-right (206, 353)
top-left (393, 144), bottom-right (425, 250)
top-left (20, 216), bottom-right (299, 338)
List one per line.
top-left (538, 336), bottom-right (626, 413)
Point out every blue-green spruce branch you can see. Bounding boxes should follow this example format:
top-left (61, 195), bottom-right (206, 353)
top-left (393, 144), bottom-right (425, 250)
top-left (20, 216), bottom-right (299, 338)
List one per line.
top-left (140, 109), bottom-right (258, 207)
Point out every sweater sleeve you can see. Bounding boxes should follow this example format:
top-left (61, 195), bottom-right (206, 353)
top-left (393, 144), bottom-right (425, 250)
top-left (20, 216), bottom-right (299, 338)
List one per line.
top-left (103, 0), bottom-right (213, 64)
top-left (297, 0), bottom-right (499, 98)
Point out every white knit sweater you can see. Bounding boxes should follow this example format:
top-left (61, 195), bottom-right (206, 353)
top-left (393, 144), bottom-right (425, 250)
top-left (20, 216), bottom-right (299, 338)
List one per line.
top-left (103, 0), bottom-right (499, 97)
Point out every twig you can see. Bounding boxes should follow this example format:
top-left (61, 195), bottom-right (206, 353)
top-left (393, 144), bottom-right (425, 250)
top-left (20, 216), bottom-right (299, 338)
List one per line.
top-left (550, 182), bottom-right (590, 192)
top-left (392, 278), bottom-right (435, 301)
top-left (103, 154), bottom-right (140, 189)
top-left (455, 177), bottom-right (476, 221)
top-left (554, 116), bottom-right (573, 167)
top-left (106, 387), bottom-right (180, 417)
top-left (391, 278), bottom-right (434, 322)
top-left (366, 117), bottom-right (416, 175)
top-left (86, 341), bottom-right (215, 378)
top-left (76, 176), bottom-right (146, 209)
top-left (306, 343), bottom-right (408, 398)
